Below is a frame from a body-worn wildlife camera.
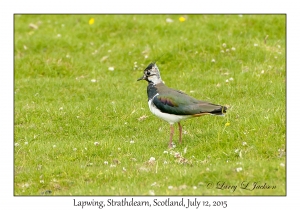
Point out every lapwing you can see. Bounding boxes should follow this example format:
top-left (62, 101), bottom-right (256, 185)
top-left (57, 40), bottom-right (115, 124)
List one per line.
top-left (137, 62), bottom-right (227, 148)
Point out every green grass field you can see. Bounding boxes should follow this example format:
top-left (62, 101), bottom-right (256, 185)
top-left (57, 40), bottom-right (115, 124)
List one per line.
top-left (14, 14), bottom-right (286, 195)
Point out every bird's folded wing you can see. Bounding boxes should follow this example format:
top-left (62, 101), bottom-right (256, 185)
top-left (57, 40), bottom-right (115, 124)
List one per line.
top-left (153, 92), bottom-right (224, 115)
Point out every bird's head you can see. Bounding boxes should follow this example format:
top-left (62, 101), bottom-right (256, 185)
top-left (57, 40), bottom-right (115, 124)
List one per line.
top-left (137, 62), bottom-right (163, 85)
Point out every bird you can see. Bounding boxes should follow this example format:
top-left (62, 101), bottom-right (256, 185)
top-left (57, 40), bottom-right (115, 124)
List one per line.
top-left (137, 62), bottom-right (227, 148)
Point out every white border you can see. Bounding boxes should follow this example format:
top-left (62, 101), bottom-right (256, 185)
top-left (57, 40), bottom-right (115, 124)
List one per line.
top-left (2, 1), bottom-right (298, 209)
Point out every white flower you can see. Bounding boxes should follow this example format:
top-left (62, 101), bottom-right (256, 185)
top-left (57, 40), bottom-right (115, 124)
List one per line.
top-left (104, 161), bottom-right (108, 165)
top-left (226, 49), bottom-right (230, 52)
top-left (130, 140), bottom-right (134, 144)
top-left (57, 34), bottom-right (61, 37)
top-left (206, 168), bottom-right (210, 171)
top-left (242, 142), bottom-right (247, 146)
top-left (24, 142), bottom-right (28, 145)
top-left (94, 142), bottom-right (99, 146)
top-left (166, 18), bottom-right (174, 23)
top-left (222, 43), bottom-right (227, 48)
top-left (220, 50), bottom-right (224, 53)
top-left (110, 164), bottom-right (116, 168)
top-left (254, 43), bottom-right (258, 47)
top-left (234, 149), bottom-right (239, 153)
top-left (225, 79), bottom-right (229, 83)
top-left (231, 47), bottom-right (236, 51)
top-left (261, 70), bottom-right (265, 74)
top-left (149, 157), bottom-right (155, 162)
top-left (144, 55), bottom-right (148, 59)
top-left (118, 147), bottom-right (121, 151)
top-left (14, 143), bottom-right (19, 147)
top-left (163, 161), bottom-right (168, 164)
top-left (122, 167), bottom-right (126, 171)
top-left (73, 148), bottom-right (77, 151)
top-left (211, 59), bottom-right (216, 63)
top-left (163, 151), bottom-right (168, 154)
top-left (148, 157), bottom-right (156, 164)
top-left (193, 186), bottom-right (197, 190)
top-left (236, 167), bottom-right (243, 172)
top-left (59, 107), bottom-right (63, 110)
top-left (168, 186), bottom-right (173, 190)
top-left (53, 145), bottom-right (56, 148)
top-left (280, 163), bottom-right (285, 167)
top-left (108, 67), bottom-right (114, 71)
top-left (91, 79), bottom-right (97, 83)
top-left (229, 77), bottom-right (234, 81)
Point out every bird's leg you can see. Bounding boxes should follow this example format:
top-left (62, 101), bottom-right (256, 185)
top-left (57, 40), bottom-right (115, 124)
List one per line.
top-left (169, 124), bottom-right (174, 148)
top-left (178, 122), bottom-right (182, 144)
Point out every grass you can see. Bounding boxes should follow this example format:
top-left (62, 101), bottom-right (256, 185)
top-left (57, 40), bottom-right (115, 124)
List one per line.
top-left (14, 14), bottom-right (286, 195)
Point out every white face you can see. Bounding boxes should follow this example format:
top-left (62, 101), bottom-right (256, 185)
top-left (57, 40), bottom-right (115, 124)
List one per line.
top-left (139, 63), bottom-right (163, 85)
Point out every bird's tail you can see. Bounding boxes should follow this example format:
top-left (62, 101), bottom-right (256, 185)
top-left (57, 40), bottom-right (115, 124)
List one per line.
top-left (211, 105), bottom-right (227, 116)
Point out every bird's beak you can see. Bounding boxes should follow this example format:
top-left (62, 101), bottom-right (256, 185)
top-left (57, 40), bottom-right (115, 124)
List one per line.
top-left (137, 75), bottom-right (146, 81)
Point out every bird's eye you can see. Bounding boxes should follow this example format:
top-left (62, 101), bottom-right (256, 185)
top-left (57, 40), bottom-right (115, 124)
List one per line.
top-left (147, 71), bottom-right (151, 76)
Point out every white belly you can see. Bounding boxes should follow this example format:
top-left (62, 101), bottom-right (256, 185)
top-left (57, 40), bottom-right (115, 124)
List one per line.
top-left (148, 94), bottom-right (191, 124)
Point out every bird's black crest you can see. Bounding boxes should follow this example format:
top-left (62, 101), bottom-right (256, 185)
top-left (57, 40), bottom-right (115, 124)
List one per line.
top-left (145, 62), bottom-right (155, 71)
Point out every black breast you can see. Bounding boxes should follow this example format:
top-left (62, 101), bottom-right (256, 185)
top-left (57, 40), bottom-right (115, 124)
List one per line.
top-left (147, 83), bottom-right (158, 101)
